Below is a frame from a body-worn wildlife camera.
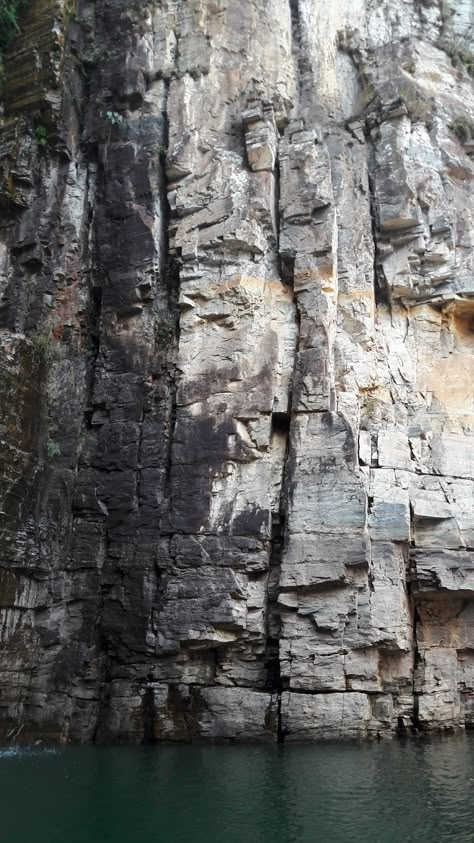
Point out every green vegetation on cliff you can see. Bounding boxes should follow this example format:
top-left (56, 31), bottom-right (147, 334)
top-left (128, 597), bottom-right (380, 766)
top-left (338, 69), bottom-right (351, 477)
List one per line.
top-left (0, 0), bottom-right (27, 93)
top-left (0, 0), bottom-right (27, 49)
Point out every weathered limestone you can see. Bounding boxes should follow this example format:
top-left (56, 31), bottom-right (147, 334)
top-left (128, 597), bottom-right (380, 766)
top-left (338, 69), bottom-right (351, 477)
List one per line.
top-left (0, 0), bottom-right (474, 743)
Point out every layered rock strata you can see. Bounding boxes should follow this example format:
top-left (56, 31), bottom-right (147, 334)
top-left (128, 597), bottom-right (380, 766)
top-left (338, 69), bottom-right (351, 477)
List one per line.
top-left (0, 0), bottom-right (474, 742)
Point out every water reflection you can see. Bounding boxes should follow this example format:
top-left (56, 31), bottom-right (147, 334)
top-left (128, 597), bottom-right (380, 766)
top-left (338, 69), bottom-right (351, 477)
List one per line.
top-left (0, 736), bottom-right (473, 843)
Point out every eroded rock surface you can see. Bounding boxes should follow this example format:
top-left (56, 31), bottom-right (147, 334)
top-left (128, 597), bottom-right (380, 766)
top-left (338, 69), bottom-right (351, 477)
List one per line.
top-left (0, 0), bottom-right (474, 742)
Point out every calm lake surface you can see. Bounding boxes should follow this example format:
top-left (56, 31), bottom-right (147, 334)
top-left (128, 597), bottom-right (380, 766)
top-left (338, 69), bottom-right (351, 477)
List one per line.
top-left (1, 737), bottom-right (473, 842)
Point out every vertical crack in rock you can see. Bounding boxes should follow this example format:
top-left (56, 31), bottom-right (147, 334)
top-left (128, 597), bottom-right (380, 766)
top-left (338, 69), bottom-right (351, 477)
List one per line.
top-left (367, 161), bottom-right (389, 307)
top-left (411, 598), bottom-right (422, 734)
top-left (267, 411), bottom-right (291, 741)
top-left (142, 684), bottom-right (157, 744)
top-left (288, 0), bottom-right (306, 102)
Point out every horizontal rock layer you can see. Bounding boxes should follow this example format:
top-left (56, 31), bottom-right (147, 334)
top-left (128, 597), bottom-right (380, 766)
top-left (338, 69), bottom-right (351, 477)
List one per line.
top-left (0, 0), bottom-right (474, 742)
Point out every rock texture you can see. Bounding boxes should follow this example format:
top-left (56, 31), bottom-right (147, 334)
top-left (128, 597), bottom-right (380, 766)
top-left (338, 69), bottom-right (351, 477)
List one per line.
top-left (0, 0), bottom-right (474, 742)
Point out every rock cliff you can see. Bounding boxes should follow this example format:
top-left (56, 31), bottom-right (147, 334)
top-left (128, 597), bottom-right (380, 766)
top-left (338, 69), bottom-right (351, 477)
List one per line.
top-left (0, 0), bottom-right (474, 742)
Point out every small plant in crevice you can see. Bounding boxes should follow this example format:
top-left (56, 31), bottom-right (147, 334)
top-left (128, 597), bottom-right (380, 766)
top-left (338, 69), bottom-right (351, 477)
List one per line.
top-left (35, 124), bottom-right (48, 147)
top-left (64, 1), bottom-right (76, 23)
top-left (30, 332), bottom-right (53, 365)
top-left (47, 440), bottom-right (61, 460)
top-left (154, 314), bottom-right (176, 349)
top-left (106, 110), bottom-right (123, 126)
top-left (448, 118), bottom-right (474, 145)
top-left (446, 43), bottom-right (474, 76)
top-left (156, 143), bottom-right (168, 158)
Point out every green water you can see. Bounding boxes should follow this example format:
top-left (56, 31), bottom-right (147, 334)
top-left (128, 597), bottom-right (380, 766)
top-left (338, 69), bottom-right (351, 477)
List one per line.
top-left (1, 737), bottom-right (474, 842)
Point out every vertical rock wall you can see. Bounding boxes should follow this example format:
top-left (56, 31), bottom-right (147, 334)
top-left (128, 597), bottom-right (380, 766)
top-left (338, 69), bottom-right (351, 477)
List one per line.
top-left (0, 0), bottom-right (473, 742)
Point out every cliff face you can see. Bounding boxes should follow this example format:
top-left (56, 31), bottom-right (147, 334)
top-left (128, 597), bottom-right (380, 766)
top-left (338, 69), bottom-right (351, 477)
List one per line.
top-left (0, 0), bottom-right (474, 742)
